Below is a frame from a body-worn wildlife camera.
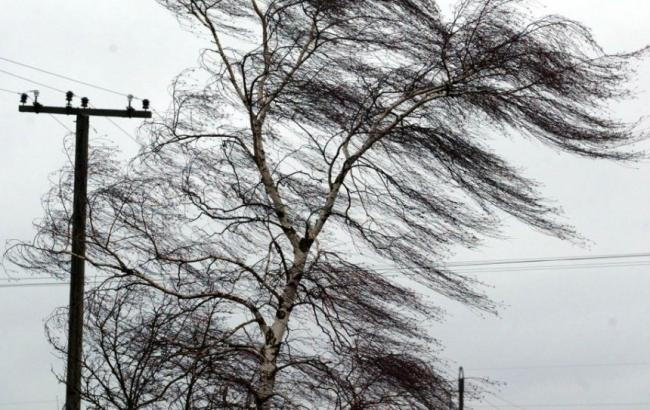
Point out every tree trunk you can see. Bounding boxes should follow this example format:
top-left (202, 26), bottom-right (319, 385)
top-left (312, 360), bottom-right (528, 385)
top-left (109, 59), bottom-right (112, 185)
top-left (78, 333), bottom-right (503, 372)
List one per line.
top-left (257, 252), bottom-right (308, 409)
top-left (258, 347), bottom-right (279, 410)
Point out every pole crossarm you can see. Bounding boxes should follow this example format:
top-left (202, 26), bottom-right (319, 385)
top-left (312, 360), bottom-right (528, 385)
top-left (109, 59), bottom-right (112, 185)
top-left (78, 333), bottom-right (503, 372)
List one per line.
top-left (19, 105), bottom-right (152, 118)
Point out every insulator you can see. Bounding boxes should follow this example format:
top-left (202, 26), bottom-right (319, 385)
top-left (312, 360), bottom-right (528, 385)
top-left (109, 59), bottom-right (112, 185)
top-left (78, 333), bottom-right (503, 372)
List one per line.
top-left (142, 99), bottom-right (150, 110)
top-left (81, 97), bottom-right (89, 108)
top-left (20, 93), bottom-right (28, 104)
top-left (66, 91), bottom-right (74, 103)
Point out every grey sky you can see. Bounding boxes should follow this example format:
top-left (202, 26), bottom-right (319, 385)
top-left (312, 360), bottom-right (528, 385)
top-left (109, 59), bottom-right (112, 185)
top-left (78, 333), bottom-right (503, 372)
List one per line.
top-left (1, 1), bottom-right (649, 409)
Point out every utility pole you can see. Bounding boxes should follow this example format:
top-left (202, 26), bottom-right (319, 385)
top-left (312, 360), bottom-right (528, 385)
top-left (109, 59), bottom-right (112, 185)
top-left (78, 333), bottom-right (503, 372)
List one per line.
top-left (458, 366), bottom-right (465, 410)
top-left (18, 91), bottom-right (151, 410)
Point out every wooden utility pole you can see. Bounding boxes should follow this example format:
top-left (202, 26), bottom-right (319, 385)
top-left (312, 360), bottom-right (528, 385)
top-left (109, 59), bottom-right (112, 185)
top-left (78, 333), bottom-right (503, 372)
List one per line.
top-left (19, 92), bottom-right (151, 410)
top-left (458, 366), bottom-right (465, 410)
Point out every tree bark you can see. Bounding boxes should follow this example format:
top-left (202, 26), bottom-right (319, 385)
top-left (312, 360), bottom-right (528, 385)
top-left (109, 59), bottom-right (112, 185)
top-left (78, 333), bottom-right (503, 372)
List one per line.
top-left (257, 251), bottom-right (308, 409)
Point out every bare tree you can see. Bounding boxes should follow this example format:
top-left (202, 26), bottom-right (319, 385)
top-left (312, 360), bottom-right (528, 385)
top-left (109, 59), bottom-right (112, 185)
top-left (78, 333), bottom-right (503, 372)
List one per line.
top-left (47, 287), bottom-right (178, 409)
top-left (7, 0), bottom-right (646, 408)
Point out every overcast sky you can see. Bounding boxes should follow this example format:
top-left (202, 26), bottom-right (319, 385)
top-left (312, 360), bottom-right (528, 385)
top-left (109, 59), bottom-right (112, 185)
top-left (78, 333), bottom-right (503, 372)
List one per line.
top-left (1, 1), bottom-right (649, 409)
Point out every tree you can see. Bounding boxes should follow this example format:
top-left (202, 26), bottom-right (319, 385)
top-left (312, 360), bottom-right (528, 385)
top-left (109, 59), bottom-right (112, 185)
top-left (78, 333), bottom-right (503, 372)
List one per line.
top-left (7, 0), bottom-right (646, 408)
top-left (46, 284), bottom-right (248, 409)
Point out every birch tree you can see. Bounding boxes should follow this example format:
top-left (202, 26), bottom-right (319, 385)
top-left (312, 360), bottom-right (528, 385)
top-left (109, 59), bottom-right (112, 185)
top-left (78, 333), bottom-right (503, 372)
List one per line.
top-left (8, 0), bottom-right (646, 408)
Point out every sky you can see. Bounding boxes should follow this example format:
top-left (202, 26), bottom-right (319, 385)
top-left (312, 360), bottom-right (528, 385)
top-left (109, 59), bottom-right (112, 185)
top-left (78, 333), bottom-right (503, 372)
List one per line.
top-left (1, 1), bottom-right (649, 409)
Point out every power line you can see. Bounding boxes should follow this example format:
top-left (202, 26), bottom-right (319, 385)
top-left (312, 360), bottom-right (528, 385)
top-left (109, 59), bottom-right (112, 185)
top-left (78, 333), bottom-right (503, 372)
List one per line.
top-left (392, 259), bottom-right (650, 277)
top-left (308, 251), bottom-right (650, 274)
top-left (0, 55), bottom-right (141, 99)
top-left (490, 392), bottom-right (525, 410)
top-left (0, 399), bottom-right (58, 407)
top-left (0, 280), bottom-right (136, 289)
top-left (0, 275), bottom-right (71, 281)
top-left (0, 67), bottom-right (67, 93)
top-left (0, 281), bottom-right (71, 289)
top-left (302, 251), bottom-right (650, 274)
top-left (480, 398), bottom-right (502, 410)
top-left (105, 117), bottom-right (139, 144)
top-left (0, 87), bottom-right (23, 95)
top-left (442, 251), bottom-right (650, 268)
top-left (449, 260), bottom-right (650, 275)
top-left (47, 114), bottom-right (74, 133)
top-left (1, 251), bottom-right (650, 288)
top-left (0, 260), bottom-right (648, 290)
top-left (384, 252), bottom-right (650, 276)
top-left (471, 401), bottom-right (650, 408)
top-left (89, 103), bottom-right (139, 144)
top-left (467, 361), bottom-right (650, 372)
top-left (0, 274), bottom-right (111, 284)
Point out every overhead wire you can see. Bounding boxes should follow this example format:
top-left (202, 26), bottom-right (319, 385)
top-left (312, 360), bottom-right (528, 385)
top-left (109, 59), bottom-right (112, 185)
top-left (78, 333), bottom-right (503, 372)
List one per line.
top-left (489, 392), bottom-right (525, 410)
top-left (471, 401), bottom-right (650, 408)
top-left (0, 399), bottom-right (58, 407)
top-left (104, 117), bottom-right (139, 144)
top-left (0, 55), bottom-right (141, 99)
top-left (381, 254), bottom-right (650, 277)
top-left (442, 251), bottom-right (650, 268)
top-left (0, 267), bottom-right (650, 290)
top-left (448, 260), bottom-right (650, 275)
top-left (0, 67), bottom-right (67, 94)
top-left (480, 398), bottom-right (502, 409)
top-left (47, 113), bottom-right (74, 133)
top-left (2, 251), bottom-right (650, 288)
top-left (467, 361), bottom-right (650, 372)
top-left (0, 276), bottom-right (71, 282)
top-left (0, 281), bottom-right (93, 289)
top-left (0, 86), bottom-right (23, 95)
top-left (88, 102), bottom-right (140, 145)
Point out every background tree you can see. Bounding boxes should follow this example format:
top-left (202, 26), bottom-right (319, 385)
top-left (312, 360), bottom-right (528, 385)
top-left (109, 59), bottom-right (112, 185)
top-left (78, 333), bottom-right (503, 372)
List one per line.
top-left (7, 0), bottom-right (646, 408)
top-left (46, 284), bottom-right (254, 409)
